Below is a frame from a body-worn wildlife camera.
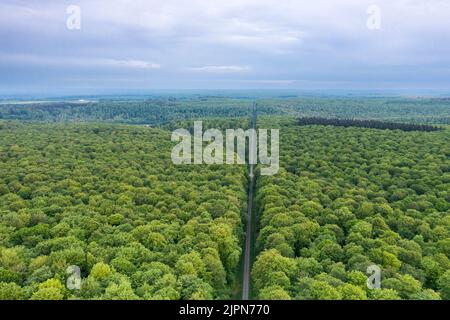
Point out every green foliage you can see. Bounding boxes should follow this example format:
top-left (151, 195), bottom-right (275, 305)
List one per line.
top-left (0, 282), bottom-right (24, 300)
top-left (0, 97), bottom-right (449, 300)
top-left (297, 117), bottom-right (441, 132)
top-left (383, 275), bottom-right (422, 299)
top-left (296, 279), bottom-right (342, 300)
top-left (259, 285), bottom-right (291, 300)
top-left (338, 284), bottom-right (368, 300)
top-left (0, 99), bottom-right (254, 124)
top-left (251, 249), bottom-right (296, 294)
top-left (411, 289), bottom-right (441, 300)
top-left (1, 97), bottom-right (449, 125)
top-left (30, 278), bottom-right (65, 300)
top-left (0, 121), bottom-right (247, 300)
top-left (369, 289), bottom-right (401, 300)
top-left (438, 271), bottom-right (450, 300)
top-left (252, 118), bottom-right (450, 300)
top-left (90, 262), bottom-right (111, 280)
top-left (103, 278), bottom-right (139, 300)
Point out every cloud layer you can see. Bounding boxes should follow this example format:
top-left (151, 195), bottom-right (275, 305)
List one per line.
top-left (1, 0), bottom-right (450, 94)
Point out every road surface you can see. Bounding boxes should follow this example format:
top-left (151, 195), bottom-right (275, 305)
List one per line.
top-left (242, 102), bottom-right (257, 300)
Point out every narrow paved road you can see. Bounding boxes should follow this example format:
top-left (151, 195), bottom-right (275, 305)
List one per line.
top-left (242, 102), bottom-right (257, 300)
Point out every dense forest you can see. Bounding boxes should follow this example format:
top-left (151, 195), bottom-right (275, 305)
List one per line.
top-left (297, 117), bottom-right (441, 132)
top-left (1, 97), bottom-right (449, 125)
top-left (258, 97), bottom-right (450, 124)
top-left (0, 99), bottom-right (254, 125)
top-left (0, 121), bottom-right (248, 299)
top-left (0, 97), bottom-right (449, 300)
top-left (252, 117), bottom-right (450, 300)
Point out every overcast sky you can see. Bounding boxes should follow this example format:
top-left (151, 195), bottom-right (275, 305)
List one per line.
top-left (1, 0), bottom-right (450, 95)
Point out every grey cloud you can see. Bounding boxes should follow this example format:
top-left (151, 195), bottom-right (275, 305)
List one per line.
top-left (1, 0), bottom-right (450, 93)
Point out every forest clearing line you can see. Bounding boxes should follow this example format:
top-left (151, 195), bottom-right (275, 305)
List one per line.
top-left (242, 102), bottom-right (257, 300)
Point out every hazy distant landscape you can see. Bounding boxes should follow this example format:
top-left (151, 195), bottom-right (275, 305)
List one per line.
top-left (1, 96), bottom-right (449, 124)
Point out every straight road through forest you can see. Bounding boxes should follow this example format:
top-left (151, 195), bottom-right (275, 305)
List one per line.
top-left (242, 102), bottom-right (257, 300)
